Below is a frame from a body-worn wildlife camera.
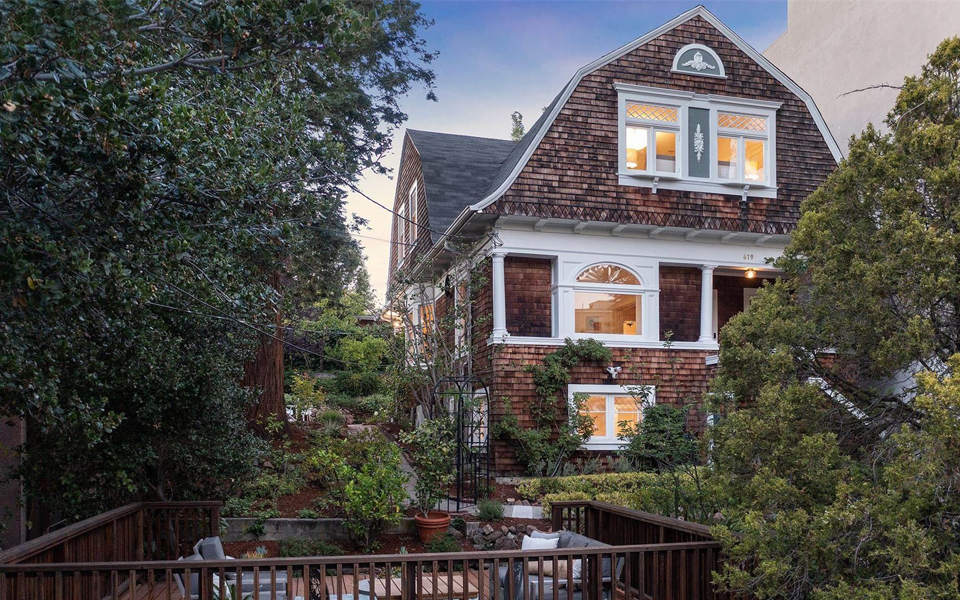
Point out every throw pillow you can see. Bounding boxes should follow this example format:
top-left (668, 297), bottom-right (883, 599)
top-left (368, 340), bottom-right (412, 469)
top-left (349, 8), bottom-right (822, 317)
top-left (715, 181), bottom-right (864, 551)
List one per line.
top-left (520, 536), bottom-right (559, 551)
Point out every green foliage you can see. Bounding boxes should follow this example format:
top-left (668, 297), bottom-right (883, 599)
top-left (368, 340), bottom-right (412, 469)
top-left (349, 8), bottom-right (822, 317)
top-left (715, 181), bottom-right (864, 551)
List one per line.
top-left (495, 339), bottom-right (611, 477)
top-left (310, 431), bottom-right (407, 552)
top-left (400, 417), bottom-right (455, 517)
top-left (510, 111), bottom-right (526, 142)
top-left (328, 372), bottom-right (385, 398)
top-left (296, 508), bottom-right (320, 519)
top-left (278, 538), bottom-right (342, 558)
top-left (425, 533), bottom-right (461, 554)
top-left (0, 0), bottom-right (435, 519)
top-left (336, 337), bottom-right (390, 372)
top-left (245, 508), bottom-right (281, 538)
top-left (476, 499), bottom-right (504, 522)
top-left (708, 39), bottom-right (960, 600)
top-left (287, 374), bottom-right (327, 424)
top-left (517, 471), bottom-right (716, 519)
top-left (326, 392), bottom-right (395, 421)
top-left (315, 410), bottom-right (346, 438)
top-left (617, 403), bottom-right (698, 471)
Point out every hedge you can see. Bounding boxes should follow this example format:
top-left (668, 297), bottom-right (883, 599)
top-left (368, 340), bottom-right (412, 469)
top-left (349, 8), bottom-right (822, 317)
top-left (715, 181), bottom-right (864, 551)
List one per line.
top-left (518, 472), bottom-right (701, 516)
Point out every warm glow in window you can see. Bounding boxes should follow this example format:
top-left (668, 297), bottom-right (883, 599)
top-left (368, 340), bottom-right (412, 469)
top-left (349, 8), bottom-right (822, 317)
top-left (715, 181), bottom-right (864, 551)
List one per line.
top-left (717, 136), bottom-right (739, 180)
top-left (718, 113), bottom-right (766, 132)
top-left (574, 292), bottom-right (641, 335)
top-left (626, 103), bottom-right (678, 123)
top-left (625, 126), bottom-right (648, 171)
top-left (745, 140), bottom-right (765, 181)
top-left (582, 396), bottom-right (608, 438)
top-left (614, 396), bottom-right (641, 434)
top-left (576, 264), bottom-right (641, 285)
top-left (655, 131), bottom-right (677, 173)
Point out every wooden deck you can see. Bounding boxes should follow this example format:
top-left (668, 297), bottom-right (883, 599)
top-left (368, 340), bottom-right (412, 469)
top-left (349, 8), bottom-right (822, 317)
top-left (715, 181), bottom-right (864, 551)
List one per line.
top-left (117, 568), bottom-right (492, 600)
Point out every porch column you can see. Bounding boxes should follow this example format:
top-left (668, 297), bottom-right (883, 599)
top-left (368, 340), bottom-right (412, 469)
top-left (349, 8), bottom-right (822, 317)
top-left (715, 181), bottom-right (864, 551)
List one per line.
top-left (698, 264), bottom-right (717, 343)
top-left (491, 251), bottom-right (508, 340)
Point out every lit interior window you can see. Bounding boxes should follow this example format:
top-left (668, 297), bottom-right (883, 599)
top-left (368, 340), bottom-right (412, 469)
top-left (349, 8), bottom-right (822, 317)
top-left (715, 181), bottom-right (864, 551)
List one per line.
top-left (625, 126), bottom-right (648, 171)
top-left (614, 396), bottom-right (641, 434)
top-left (718, 113), bottom-right (766, 132)
top-left (655, 130), bottom-right (677, 173)
top-left (717, 136), bottom-right (739, 180)
top-left (576, 264), bottom-right (641, 285)
top-left (745, 140), bottom-right (765, 181)
top-left (574, 292), bottom-right (641, 335)
top-left (626, 103), bottom-right (679, 123)
top-left (582, 396), bottom-right (608, 438)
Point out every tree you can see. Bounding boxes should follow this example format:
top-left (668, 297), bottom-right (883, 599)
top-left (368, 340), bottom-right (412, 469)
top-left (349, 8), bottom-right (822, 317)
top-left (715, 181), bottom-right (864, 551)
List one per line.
top-left (708, 37), bottom-right (960, 599)
top-left (0, 0), bottom-right (435, 519)
top-left (510, 111), bottom-right (525, 141)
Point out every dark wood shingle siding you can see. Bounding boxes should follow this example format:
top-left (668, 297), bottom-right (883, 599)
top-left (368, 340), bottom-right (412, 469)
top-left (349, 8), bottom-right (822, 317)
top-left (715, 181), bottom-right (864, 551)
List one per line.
top-left (388, 136), bottom-right (432, 285)
top-left (505, 257), bottom-right (553, 337)
top-left (486, 16), bottom-right (836, 235)
top-left (659, 266), bottom-right (702, 342)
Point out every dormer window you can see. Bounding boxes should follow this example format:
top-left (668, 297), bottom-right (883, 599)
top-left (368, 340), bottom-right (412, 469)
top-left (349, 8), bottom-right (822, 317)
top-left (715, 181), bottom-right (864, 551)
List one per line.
top-left (616, 83), bottom-right (780, 199)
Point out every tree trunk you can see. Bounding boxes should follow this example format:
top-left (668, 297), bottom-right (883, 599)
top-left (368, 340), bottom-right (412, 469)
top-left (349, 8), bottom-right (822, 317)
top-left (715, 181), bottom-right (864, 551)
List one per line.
top-left (242, 272), bottom-right (289, 435)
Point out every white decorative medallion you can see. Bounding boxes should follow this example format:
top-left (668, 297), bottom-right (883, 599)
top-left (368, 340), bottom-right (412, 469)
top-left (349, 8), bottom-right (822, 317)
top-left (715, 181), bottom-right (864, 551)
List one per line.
top-left (683, 51), bottom-right (716, 72)
top-left (693, 124), bottom-right (704, 162)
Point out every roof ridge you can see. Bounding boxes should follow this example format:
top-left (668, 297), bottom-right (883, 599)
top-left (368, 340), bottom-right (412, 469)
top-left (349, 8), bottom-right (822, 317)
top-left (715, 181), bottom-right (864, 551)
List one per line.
top-left (406, 129), bottom-right (516, 144)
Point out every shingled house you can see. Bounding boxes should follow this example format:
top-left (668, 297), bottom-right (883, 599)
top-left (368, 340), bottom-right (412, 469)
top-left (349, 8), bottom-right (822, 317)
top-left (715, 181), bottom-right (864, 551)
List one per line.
top-left (388, 6), bottom-right (841, 474)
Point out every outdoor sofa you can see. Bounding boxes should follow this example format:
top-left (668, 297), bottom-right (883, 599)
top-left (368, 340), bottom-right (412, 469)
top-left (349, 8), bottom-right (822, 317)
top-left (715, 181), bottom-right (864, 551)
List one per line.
top-left (490, 531), bottom-right (624, 600)
top-left (174, 536), bottom-right (290, 600)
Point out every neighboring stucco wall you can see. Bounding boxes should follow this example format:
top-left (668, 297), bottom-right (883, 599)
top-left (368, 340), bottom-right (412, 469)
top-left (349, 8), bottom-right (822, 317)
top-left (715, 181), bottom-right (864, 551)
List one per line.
top-left (764, 0), bottom-right (960, 150)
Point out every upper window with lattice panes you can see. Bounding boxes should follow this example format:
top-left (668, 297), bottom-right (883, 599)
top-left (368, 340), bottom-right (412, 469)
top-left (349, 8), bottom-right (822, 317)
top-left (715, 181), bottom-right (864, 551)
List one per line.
top-left (623, 101), bottom-right (680, 175)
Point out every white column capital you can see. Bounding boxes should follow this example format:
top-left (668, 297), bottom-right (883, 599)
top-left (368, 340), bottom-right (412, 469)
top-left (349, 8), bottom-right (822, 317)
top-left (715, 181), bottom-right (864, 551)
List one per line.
top-left (490, 251), bottom-right (508, 259)
top-left (700, 264), bottom-right (718, 272)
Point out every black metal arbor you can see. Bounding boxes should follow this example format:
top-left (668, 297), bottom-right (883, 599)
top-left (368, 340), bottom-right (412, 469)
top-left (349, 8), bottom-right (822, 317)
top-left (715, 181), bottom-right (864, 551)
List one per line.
top-left (431, 376), bottom-right (491, 512)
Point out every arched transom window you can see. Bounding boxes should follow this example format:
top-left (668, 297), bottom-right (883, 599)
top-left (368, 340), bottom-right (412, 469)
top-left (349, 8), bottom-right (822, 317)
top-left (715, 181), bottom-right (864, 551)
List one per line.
top-left (574, 264), bottom-right (643, 336)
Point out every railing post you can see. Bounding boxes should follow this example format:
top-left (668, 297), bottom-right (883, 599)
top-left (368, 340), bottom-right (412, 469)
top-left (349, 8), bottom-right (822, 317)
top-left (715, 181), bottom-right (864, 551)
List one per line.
top-left (550, 505), bottom-right (561, 532)
top-left (210, 504), bottom-right (221, 539)
top-left (135, 509), bottom-right (145, 562)
top-left (404, 560), bottom-right (417, 600)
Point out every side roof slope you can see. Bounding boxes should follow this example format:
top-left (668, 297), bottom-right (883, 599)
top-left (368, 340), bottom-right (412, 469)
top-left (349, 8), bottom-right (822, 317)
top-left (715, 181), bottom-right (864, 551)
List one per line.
top-left (406, 129), bottom-right (516, 242)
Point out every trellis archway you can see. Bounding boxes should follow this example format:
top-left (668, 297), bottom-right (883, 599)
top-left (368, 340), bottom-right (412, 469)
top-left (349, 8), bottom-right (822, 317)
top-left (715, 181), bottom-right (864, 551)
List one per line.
top-left (431, 376), bottom-right (491, 512)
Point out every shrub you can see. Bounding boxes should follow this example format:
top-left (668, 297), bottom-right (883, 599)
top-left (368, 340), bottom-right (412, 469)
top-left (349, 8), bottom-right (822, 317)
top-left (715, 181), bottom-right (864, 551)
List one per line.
top-left (286, 373), bottom-right (326, 423)
top-left (476, 499), bottom-right (504, 522)
top-left (426, 533), bottom-right (461, 554)
top-left (310, 431), bottom-right (408, 551)
top-left (297, 508), bottom-right (320, 519)
top-left (518, 471), bottom-right (707, 518)
top-left (328, 371), bottom-right (383, 397)
top-left (222, 496), bottom-right (254, 517)
top-left (400, 417), bottom-right (455, 517)
top-left (316, 409), bottom-right (346, 437)
top-left (279, 538), bottom-right (342, 557)
top-left (335, 337), bottom-right (390, 369)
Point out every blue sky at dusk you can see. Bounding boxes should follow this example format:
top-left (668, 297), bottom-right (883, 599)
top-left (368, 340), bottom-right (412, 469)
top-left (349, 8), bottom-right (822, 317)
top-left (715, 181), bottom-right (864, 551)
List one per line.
top-left (350, 1), bottom-right (789, 302)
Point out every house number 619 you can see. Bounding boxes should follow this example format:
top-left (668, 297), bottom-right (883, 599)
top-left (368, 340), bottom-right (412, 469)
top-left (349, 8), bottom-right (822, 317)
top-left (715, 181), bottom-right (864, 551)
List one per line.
top-left (742, 253), bottom-right (754, 260)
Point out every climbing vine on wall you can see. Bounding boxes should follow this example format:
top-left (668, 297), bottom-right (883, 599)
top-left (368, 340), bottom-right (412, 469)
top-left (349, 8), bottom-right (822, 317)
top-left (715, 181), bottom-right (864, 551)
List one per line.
top-left (495, 338), bottom-right (613, 477)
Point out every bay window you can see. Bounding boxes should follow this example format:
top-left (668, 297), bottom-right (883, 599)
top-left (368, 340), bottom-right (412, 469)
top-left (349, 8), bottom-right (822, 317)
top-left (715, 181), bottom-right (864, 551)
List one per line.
top-left (570, 384), bottom-right (655, 449)
top-left (616, 83), bottom-right (779, 198)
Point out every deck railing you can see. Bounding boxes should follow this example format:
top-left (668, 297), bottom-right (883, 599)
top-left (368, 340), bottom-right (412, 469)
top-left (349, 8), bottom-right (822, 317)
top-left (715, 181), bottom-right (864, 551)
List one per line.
top-left (0, 500), bottom-right (732, 600)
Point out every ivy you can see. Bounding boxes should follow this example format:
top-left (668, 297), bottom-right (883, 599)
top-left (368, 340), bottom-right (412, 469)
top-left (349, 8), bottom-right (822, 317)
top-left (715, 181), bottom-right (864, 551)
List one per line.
top-left (496, 338), bottom-right (613, 477)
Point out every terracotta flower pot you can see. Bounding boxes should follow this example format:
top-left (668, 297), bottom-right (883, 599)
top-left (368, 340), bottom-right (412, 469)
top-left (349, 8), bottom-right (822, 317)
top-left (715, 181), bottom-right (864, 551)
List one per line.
top-left (414, 511), bottom-right (451, 543)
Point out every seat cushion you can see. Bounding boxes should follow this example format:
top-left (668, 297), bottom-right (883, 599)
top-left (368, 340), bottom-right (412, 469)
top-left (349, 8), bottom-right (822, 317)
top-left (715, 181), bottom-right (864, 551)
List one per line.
top-left (198, 536), bottom-right (227, 561)
top-left (176, 554), bottom-right (203, 596)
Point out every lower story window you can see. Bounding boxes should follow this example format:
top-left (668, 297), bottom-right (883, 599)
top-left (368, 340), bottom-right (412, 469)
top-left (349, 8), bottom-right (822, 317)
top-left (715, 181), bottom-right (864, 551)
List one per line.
top-left (569, 384), bottom-right (655, 449)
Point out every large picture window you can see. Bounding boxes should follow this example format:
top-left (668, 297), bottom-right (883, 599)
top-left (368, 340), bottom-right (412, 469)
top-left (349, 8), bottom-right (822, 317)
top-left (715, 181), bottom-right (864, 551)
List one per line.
top-left (573, 264), bottom-right (643, 336)
top-left (570, 384), bottom-right (655, 449)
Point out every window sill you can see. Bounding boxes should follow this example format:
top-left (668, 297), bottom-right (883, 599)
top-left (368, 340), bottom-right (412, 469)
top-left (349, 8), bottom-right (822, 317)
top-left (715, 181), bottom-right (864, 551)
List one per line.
top-left (487, 335), bottom-right (719, 351)
top-left (581, 441), bottom-right (627, 451)
top-left (618, 173), bottom-right (778, 199)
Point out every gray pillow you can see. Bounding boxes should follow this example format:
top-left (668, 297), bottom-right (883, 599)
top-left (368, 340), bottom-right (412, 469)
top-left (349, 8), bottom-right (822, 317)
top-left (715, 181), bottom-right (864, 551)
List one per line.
top-left (176, 554), bottom-right (203, 596)
top-left (198, 536), bottom-right (226, 560)
top-left (531, 531), bottom-right (561, 540)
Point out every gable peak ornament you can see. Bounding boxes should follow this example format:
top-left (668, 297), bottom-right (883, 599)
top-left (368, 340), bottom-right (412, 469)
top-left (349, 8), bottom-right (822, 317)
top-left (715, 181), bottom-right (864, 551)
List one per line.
top-left (672, 44), bottom-right (726, 78)
top-left (683, 51), bottom-right (716, 72)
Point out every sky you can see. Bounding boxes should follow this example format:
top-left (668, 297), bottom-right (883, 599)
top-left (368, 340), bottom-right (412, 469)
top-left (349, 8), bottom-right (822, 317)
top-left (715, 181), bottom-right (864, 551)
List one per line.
top-left (346, 0), bottom-right (789, 304)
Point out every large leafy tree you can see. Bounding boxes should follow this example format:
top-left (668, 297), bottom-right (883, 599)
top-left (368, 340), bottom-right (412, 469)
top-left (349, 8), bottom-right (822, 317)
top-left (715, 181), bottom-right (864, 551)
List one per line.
top-left (709, 38), bottom-right (960, 599)
top-left (0, 0), bottom-right (434, 520)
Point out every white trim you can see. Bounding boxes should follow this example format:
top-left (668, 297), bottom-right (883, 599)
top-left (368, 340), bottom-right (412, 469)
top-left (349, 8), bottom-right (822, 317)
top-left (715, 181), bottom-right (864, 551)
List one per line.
top-left (671, 43), bottom-right (726, 78)
top-left (465, 5), bottom-right (841, 219)
top-left (569, 384), bottom-right (656, 450)
top-left (488, 336), bottom-right (718, 351)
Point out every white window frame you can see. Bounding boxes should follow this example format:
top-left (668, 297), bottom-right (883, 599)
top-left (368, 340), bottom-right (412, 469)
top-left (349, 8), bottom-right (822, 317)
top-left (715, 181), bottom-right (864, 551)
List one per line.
top-left (716, 112), bottom-right (771, 186)
top-left (623, 103), bottom-right (682, 177)
top-left (396, 202), bottom-right (409, 265)
top-left (408, 181), bottom-right (418, 243)
top-left (569, 384), bottom-right (656, 450)
top-left (566, 262), bottom-right (655, 344)
top-left (616, 83), bottom-right (779, 199)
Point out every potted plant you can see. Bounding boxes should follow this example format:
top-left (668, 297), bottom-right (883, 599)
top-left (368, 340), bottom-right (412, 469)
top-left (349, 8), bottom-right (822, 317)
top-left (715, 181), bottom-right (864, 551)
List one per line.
top-left (401, 416), bottom-right (456, 542)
